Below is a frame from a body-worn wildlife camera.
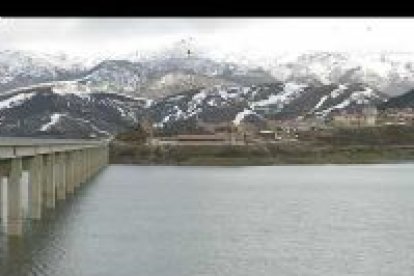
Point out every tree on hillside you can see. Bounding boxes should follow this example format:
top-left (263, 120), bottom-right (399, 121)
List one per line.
top-left (115, 122), bottom-right (149, 144)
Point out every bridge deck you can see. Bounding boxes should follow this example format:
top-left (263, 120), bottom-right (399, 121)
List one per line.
top-left (0, 137), bottom-right (109, 236)
top-left (0, 137), bottom-right (110, 159)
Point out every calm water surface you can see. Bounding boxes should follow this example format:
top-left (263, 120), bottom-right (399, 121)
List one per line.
top-left (1, 165), bottom-right (414, 276)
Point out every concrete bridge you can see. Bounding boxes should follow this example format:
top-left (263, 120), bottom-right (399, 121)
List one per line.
top-left (0, 137), bottom-right (109, 236)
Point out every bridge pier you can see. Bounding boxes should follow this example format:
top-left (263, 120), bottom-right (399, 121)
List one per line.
top-left (66, 152), bottom-right (75, 195)
top-left (75, 150), bottom-right (82, 188)
top-left (23, 155), bottom-right (43, 220)
top-left (56, 152), bottom-right (66, 201)
top-left (0, 138), bottom-right (109, 236)
top-left (82, 149), bottom-right (87, 183)
top-left (7, 158), bottom-right (23, 236)
top-left (44, 153), bottom-right (56, 209)
top-left (0, 161), bottom-right (10, 225)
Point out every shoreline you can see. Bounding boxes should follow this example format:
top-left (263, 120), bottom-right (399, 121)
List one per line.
top-left (108, 162), bottom-right (414, 167)
top-left (109, 142), bottom-right (414, 166)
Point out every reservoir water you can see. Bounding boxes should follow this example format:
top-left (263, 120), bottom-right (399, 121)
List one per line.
top-left (1, 164), bottom-right (414, 276)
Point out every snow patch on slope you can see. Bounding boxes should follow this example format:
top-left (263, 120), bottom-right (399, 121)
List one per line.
top-left (312, 95), bottom-right (328, 111)
top-left (52, 81), bottom-right (91, 98)
top-left (110, 93), bottom-right (153, 108)
top-left (350, 87), bottom-right (377, 99)
top-left (330, 84), bottom-right (347, 98)
top-left (318, 99), bottom-right (352, 116)
top-left (0, 92), bottom-right (36, 110)
top-left (39, 113), bottom-right (112, 136)
top-left (192, 89), bottom-right (208, 103)
top-left (251, 82), bottom-right (306, 108)
top-left (68, 116), bottom-right (112, 136)
top-left (40, 113), bottom-right (63, 131)
top-left (233, 109), bottom-right (256, 125)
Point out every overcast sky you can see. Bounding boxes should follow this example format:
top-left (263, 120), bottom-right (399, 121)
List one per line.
top-left (1, 17), bottom-right (414, 57)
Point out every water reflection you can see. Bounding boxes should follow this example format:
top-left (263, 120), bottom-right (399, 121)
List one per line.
top-left (1, 165), bottom-right (414, 276)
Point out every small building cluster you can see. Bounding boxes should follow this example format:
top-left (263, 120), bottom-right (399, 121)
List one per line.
top-left (378, 107), bottom-right (414, 126)
top-left (330, 106), bottom-right (378, 128)
top-left (150, 133), bottom-right (238, 146)
top-left (145, 105), bottom-right (413, 146)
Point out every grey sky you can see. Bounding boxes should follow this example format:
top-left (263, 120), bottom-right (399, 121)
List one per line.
top-left (1, 17), bottom-right (414, 57)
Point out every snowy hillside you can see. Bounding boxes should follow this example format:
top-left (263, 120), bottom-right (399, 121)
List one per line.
top-left (0, 85), bottom-right (149, 138)
top-left (2, 42), bottom-right (414, 138)
top-left (0, 79), bottom-right (389, 137)
top-left (148, 82), bottom-right (388, 130)
top-left (2, 45), bottom-right (414, 99)
top-left (251, 51), bottom-right (414, 96)
top-left (63, 57), bottom-right (275, 99)
top-left (0, 50), bottom-right (93, 93)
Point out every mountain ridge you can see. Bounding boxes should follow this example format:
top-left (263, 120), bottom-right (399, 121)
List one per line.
top-left (3, 48), bottom-right (414, 97)
top-left (1, 45), bottom-right (414, 138)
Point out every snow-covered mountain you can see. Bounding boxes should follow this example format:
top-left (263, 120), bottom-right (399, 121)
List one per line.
top-left (0, 44), bottom-right (276, 97)
top-left (2, 46), bottom-right (414, 98)
top-left (148, 82), bottom-right (388, 131)
top-left (0, 50), bottom-right (96, 93)
top-left (0, 84), bottom-right (149, 138)
top-left (66, 57), bottom-right (275, 99)
top-left (0, 79), bottom-right (388, 137)
top-left (250, 51), bottom-right (414, 96)
top-left (2, 43), bottom-right (414, 138)
top-left (137, 41), bottom-right (414, 97)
